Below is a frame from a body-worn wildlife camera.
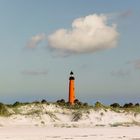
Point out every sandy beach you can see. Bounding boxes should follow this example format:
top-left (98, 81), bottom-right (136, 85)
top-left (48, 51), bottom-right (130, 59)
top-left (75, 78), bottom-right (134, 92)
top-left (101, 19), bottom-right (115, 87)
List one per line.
top-left (0, 126), bottom-right (140, 140)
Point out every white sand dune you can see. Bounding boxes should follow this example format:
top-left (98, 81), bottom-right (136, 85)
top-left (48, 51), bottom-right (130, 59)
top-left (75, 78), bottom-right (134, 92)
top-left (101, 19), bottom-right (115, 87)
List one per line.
top-left (0, 103), bottom-right (140, 127)
top-left (0, 103), bottom-right (140, 139)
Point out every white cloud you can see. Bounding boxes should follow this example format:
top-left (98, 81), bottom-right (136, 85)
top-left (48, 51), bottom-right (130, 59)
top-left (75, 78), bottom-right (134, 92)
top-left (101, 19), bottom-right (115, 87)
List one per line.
top-left (27, 33), bottom-right (47, 48)
top-left (48, 14), bottom-right (119, 55)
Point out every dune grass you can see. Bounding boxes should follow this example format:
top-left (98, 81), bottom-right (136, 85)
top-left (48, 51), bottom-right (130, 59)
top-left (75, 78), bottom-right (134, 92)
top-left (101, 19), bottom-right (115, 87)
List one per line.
top-left (0, 101), bottom-right (140, 117)
top-left (0, 103), bottom-right (10, 116)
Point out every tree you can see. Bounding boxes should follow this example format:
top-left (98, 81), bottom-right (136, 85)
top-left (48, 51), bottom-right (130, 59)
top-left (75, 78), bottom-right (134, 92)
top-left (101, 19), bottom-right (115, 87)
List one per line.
top-left (13, 101), bottom-right (21, 107)
top-left (135, 103), bottom-right (139, 107)
top-left (110, 103), bottom-right (121, 108)
top-left (41, 99), bottom-right (47, 103)
top-left (74, 99), bottom-right (79, 104)
top-left (56, 99), bottom-right (65, 105)
top-left (123, 103), bottom-right (133, 108)
top-left (60, 99), bottom-right (65, 103)
top-left (83, 103), bottom-right (88, 106)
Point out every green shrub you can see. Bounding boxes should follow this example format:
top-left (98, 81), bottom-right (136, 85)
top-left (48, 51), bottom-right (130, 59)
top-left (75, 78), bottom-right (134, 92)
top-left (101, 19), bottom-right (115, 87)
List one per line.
top-left (135, 103), bottom-right (139, 107)
top-left (110, 103), bottom-right (121, 108)
top-left (123, 103), bottom-right (133, 108)
top-left (95, 101), bottom-right (103, 108)
top-left (56, 99), bottom-right (66, 106)
top-left (32, 101), bottom-right (40, 104)
top-left (41, 99), bottom-right (47, 103)
top-left (0, 103), bottom-right (9, 116)
top-left (83, 103), bottom-right (88, 106)
top-left (13, 101), bottom-right (22, 107)
top-left (74, 99), bottom-right (80, 104)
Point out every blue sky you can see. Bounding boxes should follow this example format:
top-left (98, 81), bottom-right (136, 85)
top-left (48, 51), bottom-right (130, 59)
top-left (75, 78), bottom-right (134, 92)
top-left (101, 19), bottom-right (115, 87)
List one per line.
top-left (0, 0), bottom-right (140, 104)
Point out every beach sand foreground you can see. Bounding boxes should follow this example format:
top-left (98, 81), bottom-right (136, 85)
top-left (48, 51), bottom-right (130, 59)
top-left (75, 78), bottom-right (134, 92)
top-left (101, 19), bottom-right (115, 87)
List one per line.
top-left (0, 126), bottom-right (140, 140)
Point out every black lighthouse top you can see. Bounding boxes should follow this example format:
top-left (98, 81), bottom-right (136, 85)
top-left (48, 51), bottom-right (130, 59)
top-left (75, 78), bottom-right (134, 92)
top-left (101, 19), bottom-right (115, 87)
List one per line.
top-left (69, 71), bottom-right (75, 80)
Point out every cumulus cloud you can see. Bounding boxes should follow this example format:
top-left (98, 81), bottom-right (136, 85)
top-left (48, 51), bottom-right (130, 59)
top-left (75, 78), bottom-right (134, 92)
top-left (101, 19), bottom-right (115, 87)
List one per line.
top-left (22, 70), bottom-right (48, 76)
top-left (111, 69), bottom-right (130, 77)
top-left (27, 33), bottom-right (47, 48)
top-left (48, 14), bottom-right (119, 55)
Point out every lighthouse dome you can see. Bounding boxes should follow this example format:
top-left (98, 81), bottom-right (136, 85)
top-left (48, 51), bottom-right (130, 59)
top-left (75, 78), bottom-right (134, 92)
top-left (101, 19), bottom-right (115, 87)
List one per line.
top-left (70, 71), bottom-right (74, 75)
top-left (69, 71), bottom-right (75, 80)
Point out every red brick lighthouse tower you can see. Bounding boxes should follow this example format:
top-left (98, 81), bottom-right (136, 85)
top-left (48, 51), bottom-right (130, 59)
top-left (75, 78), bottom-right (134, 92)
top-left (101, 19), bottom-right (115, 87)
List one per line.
top-left (69, 71), bottom-right (75, 105)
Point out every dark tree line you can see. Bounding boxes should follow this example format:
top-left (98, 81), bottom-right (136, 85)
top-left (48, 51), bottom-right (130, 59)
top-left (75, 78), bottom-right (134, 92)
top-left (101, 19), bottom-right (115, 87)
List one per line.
top-left (110, 102), bottom-right (139, 108)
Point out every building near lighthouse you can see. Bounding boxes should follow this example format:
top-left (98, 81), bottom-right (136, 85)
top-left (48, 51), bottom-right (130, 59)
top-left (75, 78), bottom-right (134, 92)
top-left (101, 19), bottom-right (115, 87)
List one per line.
top-left (68, 71), bottom-right (75, 105)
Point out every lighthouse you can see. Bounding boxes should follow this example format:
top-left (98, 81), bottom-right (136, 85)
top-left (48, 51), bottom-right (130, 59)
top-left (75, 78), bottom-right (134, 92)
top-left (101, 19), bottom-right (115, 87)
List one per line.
top-left (69, 71), bottom-right (75, 105)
